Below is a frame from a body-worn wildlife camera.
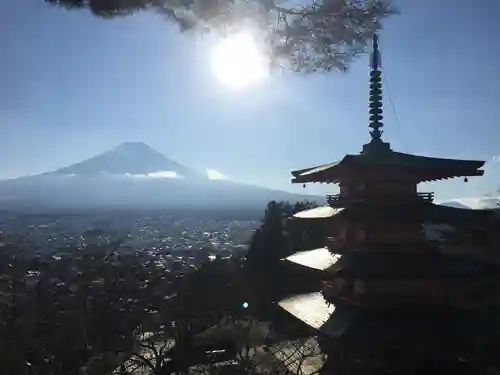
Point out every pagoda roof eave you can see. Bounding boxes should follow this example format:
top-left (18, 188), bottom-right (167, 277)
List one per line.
top-left (278, 292), bottom-right (359, 338)
top-left (290, 160), bottom-right (343, 178)
top-left (287, 206), bottom-right (472, 230)
top-left (290, 203), bottom-right (493, 224)
top-left (290, 159), bottom-right (344, 184)
top-left (292, 170), bottom-right (484, 184)
top-left (290, 206), bottom-right (345, 220)
top-left (283, 247), bottom-right (499, 277)
top-left (290, 153), bottom-right (486, 184)
top-left (284, 247), bottom-right (342, 271)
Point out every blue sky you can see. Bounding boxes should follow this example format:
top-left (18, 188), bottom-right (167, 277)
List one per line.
top-left (2, 0), bottom-right (500, 201)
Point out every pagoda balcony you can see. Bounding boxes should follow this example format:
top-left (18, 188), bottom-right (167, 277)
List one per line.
top-left (325, 194), bottom-right (343, 205)
top-left (326, 192), bottom-right (435, 206)
top-left (416, 192), bottom-right (435, 202)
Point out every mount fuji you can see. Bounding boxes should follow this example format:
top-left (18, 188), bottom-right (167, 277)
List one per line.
top-left (0, 142), bottom-right (319, 210)
top-left (51, 142), bottom-right (198, 178)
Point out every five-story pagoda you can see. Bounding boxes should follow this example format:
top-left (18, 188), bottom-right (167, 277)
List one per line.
top-left (278, 35), bottom-right (499, 375)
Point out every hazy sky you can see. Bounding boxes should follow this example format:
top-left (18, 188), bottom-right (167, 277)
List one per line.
top-left (2, 0), bottom-right (500, 200)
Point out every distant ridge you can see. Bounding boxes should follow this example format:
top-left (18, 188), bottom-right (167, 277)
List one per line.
top-left (438, 196), bottom-right (500, 210)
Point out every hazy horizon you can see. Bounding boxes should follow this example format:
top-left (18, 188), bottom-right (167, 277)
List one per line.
top-left (2, 0), bottom-right (500, 201)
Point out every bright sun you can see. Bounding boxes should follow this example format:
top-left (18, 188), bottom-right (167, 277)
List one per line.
top-left (211, 31), bottom-right (269, 90)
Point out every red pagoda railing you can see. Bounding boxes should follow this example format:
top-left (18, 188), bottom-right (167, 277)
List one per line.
top-left (416, 192), bottom-right (435, 202)
top-left (325, 194), bottom-right (342, 205)
top-left (326, 192), bottom-right (435, 205)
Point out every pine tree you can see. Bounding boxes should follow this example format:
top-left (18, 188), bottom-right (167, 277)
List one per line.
top-left (45, 0), bottom-right (396, 73)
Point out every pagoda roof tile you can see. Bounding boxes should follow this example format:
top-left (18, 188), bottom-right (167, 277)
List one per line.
top-left (291, 150), bottom-right (485, 184)
top-left (290, 202), bottom-right (492, 224)
top-left (283, 248), bottom-right (489, 283)
top-left (278, 292), bottom-right (359, 338)
top-left (291, 160), bottom-right (342, 178)
top-left (292, 206), bottom-right (344, 219)
top-left (285, 247), bottom-right (342, 271)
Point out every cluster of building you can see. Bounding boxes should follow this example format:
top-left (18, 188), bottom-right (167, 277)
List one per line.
top-left (0, 211), bottom-right (259, 261)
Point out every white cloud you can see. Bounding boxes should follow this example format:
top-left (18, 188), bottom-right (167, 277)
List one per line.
top-left (206, 169), bottom-right (229, 180)
top-left (147, 171), bottom-right (183, 178)
top-left (492, 155), bottom-right (500, 163)
top-left (125, 171), bottom-right (183, 178)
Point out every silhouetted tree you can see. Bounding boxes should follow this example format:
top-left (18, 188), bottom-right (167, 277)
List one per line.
top-left (122, 314), bottom-right (325, 375)
top-left (246, 200), bottom-right (319, 267)
top-left (116, 257), bottom-right (315, 374)
top-left (245, 200), bottom-right (321, 319)
top-left (288, 201), bottom-right (328, 252)
top-left (0, 237), bottom-right (333, 375)
top-left (45, 0), bottom-right (396, 73)
top-left (246, 201), bottom-right (292, 268)
top-left (0, 245), bottom-right (173, 375)
top-left (179, 258), bottom-right (250, 322)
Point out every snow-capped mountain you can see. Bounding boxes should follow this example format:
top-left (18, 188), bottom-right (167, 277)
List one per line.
top-left (0, 142), bottom-right (319, 210)
top-left (438, 196), bottom-right (500, 210)
top-left (51, 141), bottom-right (198, 178)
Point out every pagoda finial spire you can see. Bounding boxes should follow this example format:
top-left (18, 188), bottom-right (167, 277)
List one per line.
top-left (369, 34), bottom-right (383, 141)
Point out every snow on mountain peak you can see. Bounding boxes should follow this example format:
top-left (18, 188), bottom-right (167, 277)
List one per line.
top-left (52, 142), bottom-right (196, 177)
top-left (113, 141), bottom-right (156, 154)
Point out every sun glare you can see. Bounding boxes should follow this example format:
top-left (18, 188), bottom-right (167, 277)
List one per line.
top-left (211, 31), bottom-right (269, 90)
